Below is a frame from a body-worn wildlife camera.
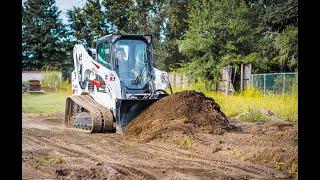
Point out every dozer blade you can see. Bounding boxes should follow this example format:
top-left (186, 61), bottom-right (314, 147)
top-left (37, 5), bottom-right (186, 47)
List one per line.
top-left (115, 98), bottom-right (160, 134)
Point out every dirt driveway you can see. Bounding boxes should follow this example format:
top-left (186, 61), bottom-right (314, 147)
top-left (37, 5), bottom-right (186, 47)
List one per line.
top-left (22, 113), bottom-right (297, 179)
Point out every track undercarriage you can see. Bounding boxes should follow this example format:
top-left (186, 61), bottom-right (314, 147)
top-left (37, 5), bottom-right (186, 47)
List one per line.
top-left (65, 95), bottom-right (115, 133)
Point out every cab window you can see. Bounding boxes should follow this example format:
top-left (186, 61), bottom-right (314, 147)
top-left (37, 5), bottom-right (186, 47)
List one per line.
top-left (97, 42), bottom-right (112, 69)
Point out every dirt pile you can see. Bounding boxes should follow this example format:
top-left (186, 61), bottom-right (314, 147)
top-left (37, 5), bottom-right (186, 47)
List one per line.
top-left (125, 90), bottom-right (237, 142)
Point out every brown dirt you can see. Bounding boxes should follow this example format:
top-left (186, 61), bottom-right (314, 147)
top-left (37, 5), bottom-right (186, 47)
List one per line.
top-left (22, 93), bottom-right (298, 179)
top-left (125, 91), bottom-right (239, 142)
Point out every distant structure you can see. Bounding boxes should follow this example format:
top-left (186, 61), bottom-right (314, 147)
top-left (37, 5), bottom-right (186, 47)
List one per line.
top-left (22, 71), bottom-right (61, 82)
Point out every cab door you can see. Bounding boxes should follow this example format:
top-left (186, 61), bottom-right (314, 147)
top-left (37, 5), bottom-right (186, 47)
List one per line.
top-left (96, 41), bottom-right (112, 69)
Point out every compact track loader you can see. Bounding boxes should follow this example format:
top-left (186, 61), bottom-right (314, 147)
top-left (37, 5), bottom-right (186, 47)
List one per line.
top-left (65, 34), bottom-right (172, 133)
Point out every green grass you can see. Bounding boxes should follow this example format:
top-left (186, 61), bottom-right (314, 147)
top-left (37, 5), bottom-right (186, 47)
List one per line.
top-left (42, 155), bottom-right (66, 164)
top-left (168, 85), bottom-right (298, 122)
top-left (40, 70), bottom-right (72, 92)
top-left (23, 80), bottom-right (297, 122)
top-left (207, 91), bottom-right (297, 122)
top-left (236, 109), bottom-right (271, 123)
top-left (22, 70), bottom-right (72, 114)
top-left (22, 91), bottom-right (70, 114)
top-left (179, 136), bottom-right (193, 149)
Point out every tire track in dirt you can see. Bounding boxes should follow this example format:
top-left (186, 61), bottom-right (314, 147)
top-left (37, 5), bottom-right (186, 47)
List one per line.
top-left (22, 163), bottom-right (55, 179)
top-left (84, 137), bottom-right (236, 178)
top-left (139, 142), bottom-right (289, 179)
top-left (88, 137), bottom-right (284, 179)
top-left (23, 129), bottom-right (157, 179)
top-left (24, 128), bottom-right (232, 179)
top-left (23, 130), bottom-right (83, 158)
top-left (24, 128), bottom-right (288, 179)
top-left (108, 163), bottom-right (156, 180)
top-left (23, 114), bottom-right (293, 179)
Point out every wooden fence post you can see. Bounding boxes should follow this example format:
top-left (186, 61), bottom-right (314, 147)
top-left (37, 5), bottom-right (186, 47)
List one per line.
top-left (282, 74), bottom-right (286, 95)
top-left (240, 64), bottom-right (243, 92)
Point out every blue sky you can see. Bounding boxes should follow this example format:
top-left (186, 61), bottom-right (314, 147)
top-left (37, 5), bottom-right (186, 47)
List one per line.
top-left (55, 0), bottom-right (86, 23)
top-left (22, 0), bottom-right (86, 24)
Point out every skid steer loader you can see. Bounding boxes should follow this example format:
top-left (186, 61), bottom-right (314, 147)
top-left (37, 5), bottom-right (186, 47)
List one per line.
top-left (65, 34), bottom-right (172, 133)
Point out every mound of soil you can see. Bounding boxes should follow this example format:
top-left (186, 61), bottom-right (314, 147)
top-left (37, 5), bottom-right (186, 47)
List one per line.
top-left (125, 90), bottom-right (236, 142)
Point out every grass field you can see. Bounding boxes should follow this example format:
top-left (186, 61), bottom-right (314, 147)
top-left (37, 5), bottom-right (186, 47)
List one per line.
top-left (207, 92), bottom-right (297, 122)
top-left (22, 91), bottom-right (69, 114)
top-left (22, 85), bottom-right (297, 122)
top-left (170, 86), bottom-right (298, 122)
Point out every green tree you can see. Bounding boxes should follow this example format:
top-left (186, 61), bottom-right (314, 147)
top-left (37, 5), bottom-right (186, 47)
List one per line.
top-left (262, 0), bottom-right (298, 33)
top-left (273, 25), bottom-right (298, 71)
top-left (260, 0), bottom-right (298, 72)
top-left (22, 0), bottom-right (69, 70)
top-left (66, 0), bottom-right (190, 72)
top-left (247, 0), bottom-right (298, 72)
top-left (101, 0), bottom-right (171, 71)
top-left (101, 0), bottom-right (165, 36)
top-left (181, 0), bottom-right (259, 88)
top-left (102, 0), bottom-right (137, 33)
top-left (155, 0), bottom-right (190, 71)
top-left (67, 0), bottom-right (108, 47)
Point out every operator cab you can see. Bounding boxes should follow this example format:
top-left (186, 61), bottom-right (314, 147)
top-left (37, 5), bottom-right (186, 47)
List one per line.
top-left (95, 34), bottom-right (154, 95)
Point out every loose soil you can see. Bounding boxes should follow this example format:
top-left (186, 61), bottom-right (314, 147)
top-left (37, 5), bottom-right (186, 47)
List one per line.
top-left (125, 91), bottom-right (239, 143)
top-left (22, 91), bottom-right (297, 179)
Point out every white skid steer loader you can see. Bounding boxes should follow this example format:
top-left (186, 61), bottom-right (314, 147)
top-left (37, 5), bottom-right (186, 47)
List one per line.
top-left (65, 34), bottom-right (172, 133)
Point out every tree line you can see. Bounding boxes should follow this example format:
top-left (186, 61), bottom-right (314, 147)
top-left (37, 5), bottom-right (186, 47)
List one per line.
top-left (22, 0), bottom-right (297, 87)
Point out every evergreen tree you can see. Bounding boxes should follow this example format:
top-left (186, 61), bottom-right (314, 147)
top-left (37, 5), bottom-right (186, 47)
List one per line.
top-left (22, 0), bottom-right (68, 70)
top-left (67, 0), bottom-right (108, 47)
top-left (156, 0), bottom-right (190, 71)
top-left (102, 0), bottom-right (137, 33)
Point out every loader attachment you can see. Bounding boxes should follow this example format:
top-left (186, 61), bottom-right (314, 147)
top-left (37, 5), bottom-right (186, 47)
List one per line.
top-left (115, 98), bottom-right (161, 134)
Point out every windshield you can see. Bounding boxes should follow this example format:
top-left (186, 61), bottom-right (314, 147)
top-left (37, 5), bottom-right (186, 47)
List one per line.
top-left (114, 38), bottom-right (151, 90)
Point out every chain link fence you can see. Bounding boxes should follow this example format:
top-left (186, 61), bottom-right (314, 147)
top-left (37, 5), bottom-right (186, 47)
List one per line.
top-left (250, 72), bottom-right (298, 94)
